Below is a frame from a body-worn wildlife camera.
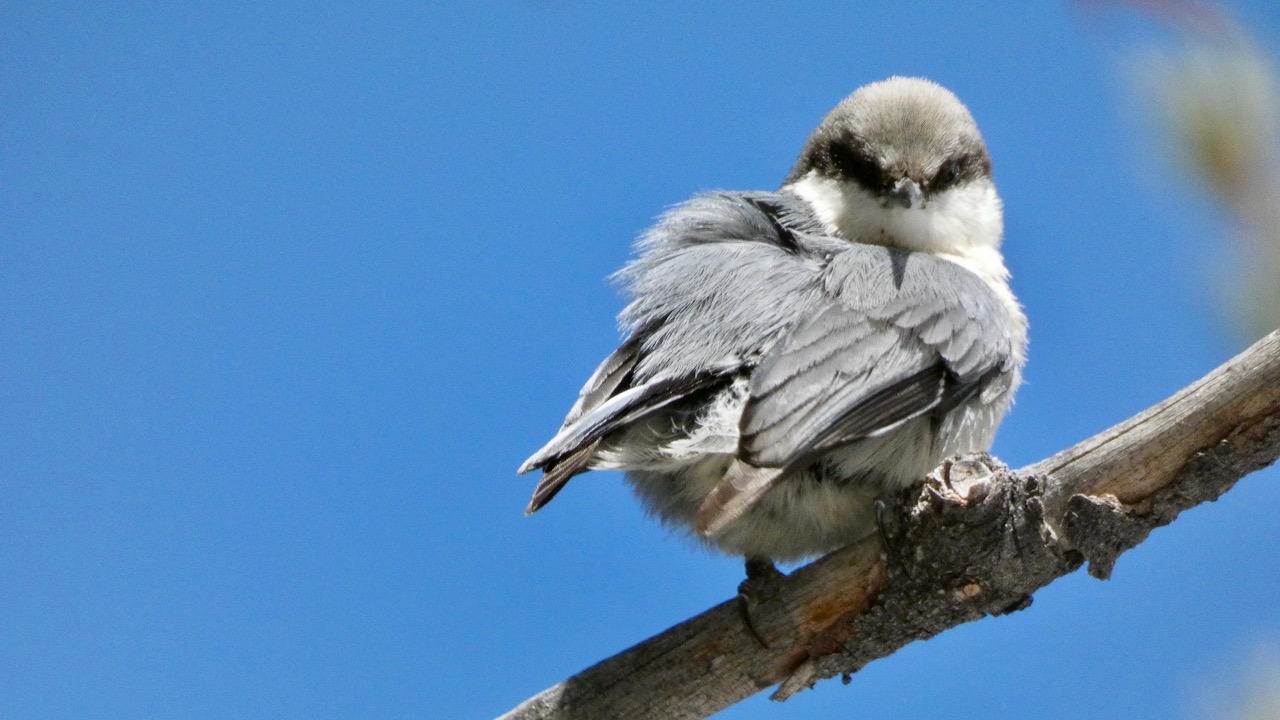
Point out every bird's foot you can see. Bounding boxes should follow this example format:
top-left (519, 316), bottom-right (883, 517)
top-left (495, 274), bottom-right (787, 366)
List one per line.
top-left (737, 557), bottom-right (783, 648)
top-left (873, 497), bottom-right (893, 553)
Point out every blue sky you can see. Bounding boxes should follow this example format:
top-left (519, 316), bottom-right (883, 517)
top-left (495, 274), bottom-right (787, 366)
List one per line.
top-left (2, 2), bottom-right (1278, 718)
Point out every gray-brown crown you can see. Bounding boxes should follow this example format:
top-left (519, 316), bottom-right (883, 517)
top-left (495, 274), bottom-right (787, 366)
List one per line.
top-left (783, 77), bottom-right (992, 198)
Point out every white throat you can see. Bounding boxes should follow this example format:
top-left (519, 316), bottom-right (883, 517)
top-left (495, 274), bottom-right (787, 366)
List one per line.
top-left (786, 171), bottom-right (1005, 281)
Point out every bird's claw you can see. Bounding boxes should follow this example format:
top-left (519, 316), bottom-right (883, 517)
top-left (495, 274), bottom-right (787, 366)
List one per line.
top-left (737, 558), bottom-right (782, 648)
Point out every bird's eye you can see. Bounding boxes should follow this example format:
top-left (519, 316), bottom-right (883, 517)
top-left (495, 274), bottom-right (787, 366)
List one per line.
top-left (827, 141), bottom-right (884, 191)
top-left (933, 159), bottom-right (960, 190)
top-left (933, 152), bottom-right (991, 190)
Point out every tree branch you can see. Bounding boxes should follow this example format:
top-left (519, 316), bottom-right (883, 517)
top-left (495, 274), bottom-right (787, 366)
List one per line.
top-left (501, 329), bottom-right (1280, 720)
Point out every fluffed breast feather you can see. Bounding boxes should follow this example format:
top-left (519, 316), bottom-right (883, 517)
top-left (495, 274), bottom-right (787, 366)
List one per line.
top-left (519, 190), bottom-right (1018, 528)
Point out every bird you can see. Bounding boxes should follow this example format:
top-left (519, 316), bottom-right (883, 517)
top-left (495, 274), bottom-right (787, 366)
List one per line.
top-left (518, 77), bottom-right (1027, 566)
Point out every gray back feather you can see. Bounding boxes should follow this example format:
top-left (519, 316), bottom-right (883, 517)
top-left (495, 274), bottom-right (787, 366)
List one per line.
top-left (614, 192), bottom-right (830, 383)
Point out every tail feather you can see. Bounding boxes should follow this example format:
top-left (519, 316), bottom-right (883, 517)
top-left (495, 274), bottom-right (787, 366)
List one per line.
top-left (524, 439), bottom-right (601, 515)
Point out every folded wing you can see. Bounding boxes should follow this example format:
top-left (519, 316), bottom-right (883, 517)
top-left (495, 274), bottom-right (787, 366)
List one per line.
top-left (696, 247), bottom-right (1014, 536)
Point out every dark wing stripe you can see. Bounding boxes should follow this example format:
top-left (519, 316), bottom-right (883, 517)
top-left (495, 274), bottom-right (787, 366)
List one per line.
top-left (519, 371), bottom-right (732, 475)
top-left (742, 363), bottom-right (943, 467)
top-left (936, 365), bottom-right (1004, 416)
top-left (562, 325), bottom-right (654, 427)
top-left (744, 326), bottom-right (900, 439)
top-left (796, 365), bottom-right (946, 461)
top-left (741, 196), bottom-right (802, 254)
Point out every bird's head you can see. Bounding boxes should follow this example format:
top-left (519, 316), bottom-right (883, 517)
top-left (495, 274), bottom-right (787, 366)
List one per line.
top-left (783, 77), bottom-right (1003, 261)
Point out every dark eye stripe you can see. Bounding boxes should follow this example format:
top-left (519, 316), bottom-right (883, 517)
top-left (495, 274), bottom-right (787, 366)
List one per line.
top-left (933, 152), bottom-right (991, 191)
top-left (827, 140), bottom-right (886, 191)
top-left (933, 160), bottom-right (959, 189)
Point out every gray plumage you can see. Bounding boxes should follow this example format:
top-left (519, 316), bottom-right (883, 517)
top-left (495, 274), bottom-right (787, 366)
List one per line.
top-left (520, 77), bottom-right (1027, 561)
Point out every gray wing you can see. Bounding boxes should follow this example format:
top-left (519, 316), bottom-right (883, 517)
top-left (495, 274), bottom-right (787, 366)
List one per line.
top-left (520, 191), bottom-right (828, 513)
top-left (743, 246), bottom-right (1013, 466)
top-left (519, 342), bottom-right (731, 513)
top-left (696, 246), bottom-right (1015, 536)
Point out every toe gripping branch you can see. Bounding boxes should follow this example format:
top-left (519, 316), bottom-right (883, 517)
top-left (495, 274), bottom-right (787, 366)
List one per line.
top-left (763, 453), bottom-right (1082, 701)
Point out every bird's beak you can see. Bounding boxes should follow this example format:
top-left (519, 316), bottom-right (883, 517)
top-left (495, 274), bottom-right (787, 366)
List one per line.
top-left (884, 177), bottom-right (924, 209)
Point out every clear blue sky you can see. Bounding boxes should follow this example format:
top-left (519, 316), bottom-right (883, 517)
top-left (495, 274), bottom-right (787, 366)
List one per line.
top-left (2, 2), bottom-right (1278, 718)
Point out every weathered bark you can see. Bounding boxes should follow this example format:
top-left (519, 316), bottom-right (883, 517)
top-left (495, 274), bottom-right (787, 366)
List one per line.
top-left (500, 329), bottom-right (1280, 720)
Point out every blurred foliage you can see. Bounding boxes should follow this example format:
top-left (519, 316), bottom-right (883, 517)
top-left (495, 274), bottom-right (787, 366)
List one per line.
top-left (1106, 4), bottom-right (1280, 718)
top-left (1194, 642), bottom-right (1280, 720)
top-left (1129, 0), bottom-right (1280, 339)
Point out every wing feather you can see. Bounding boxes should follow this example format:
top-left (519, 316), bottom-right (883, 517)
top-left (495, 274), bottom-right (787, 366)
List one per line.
top-left (739, 247), bottom-right (1012, 471)
top-left (519, 370), bottom-right (730, 476)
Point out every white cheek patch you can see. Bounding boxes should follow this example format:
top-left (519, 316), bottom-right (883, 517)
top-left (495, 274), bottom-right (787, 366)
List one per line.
top-left (785, 173), bottom-right (845, 235)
